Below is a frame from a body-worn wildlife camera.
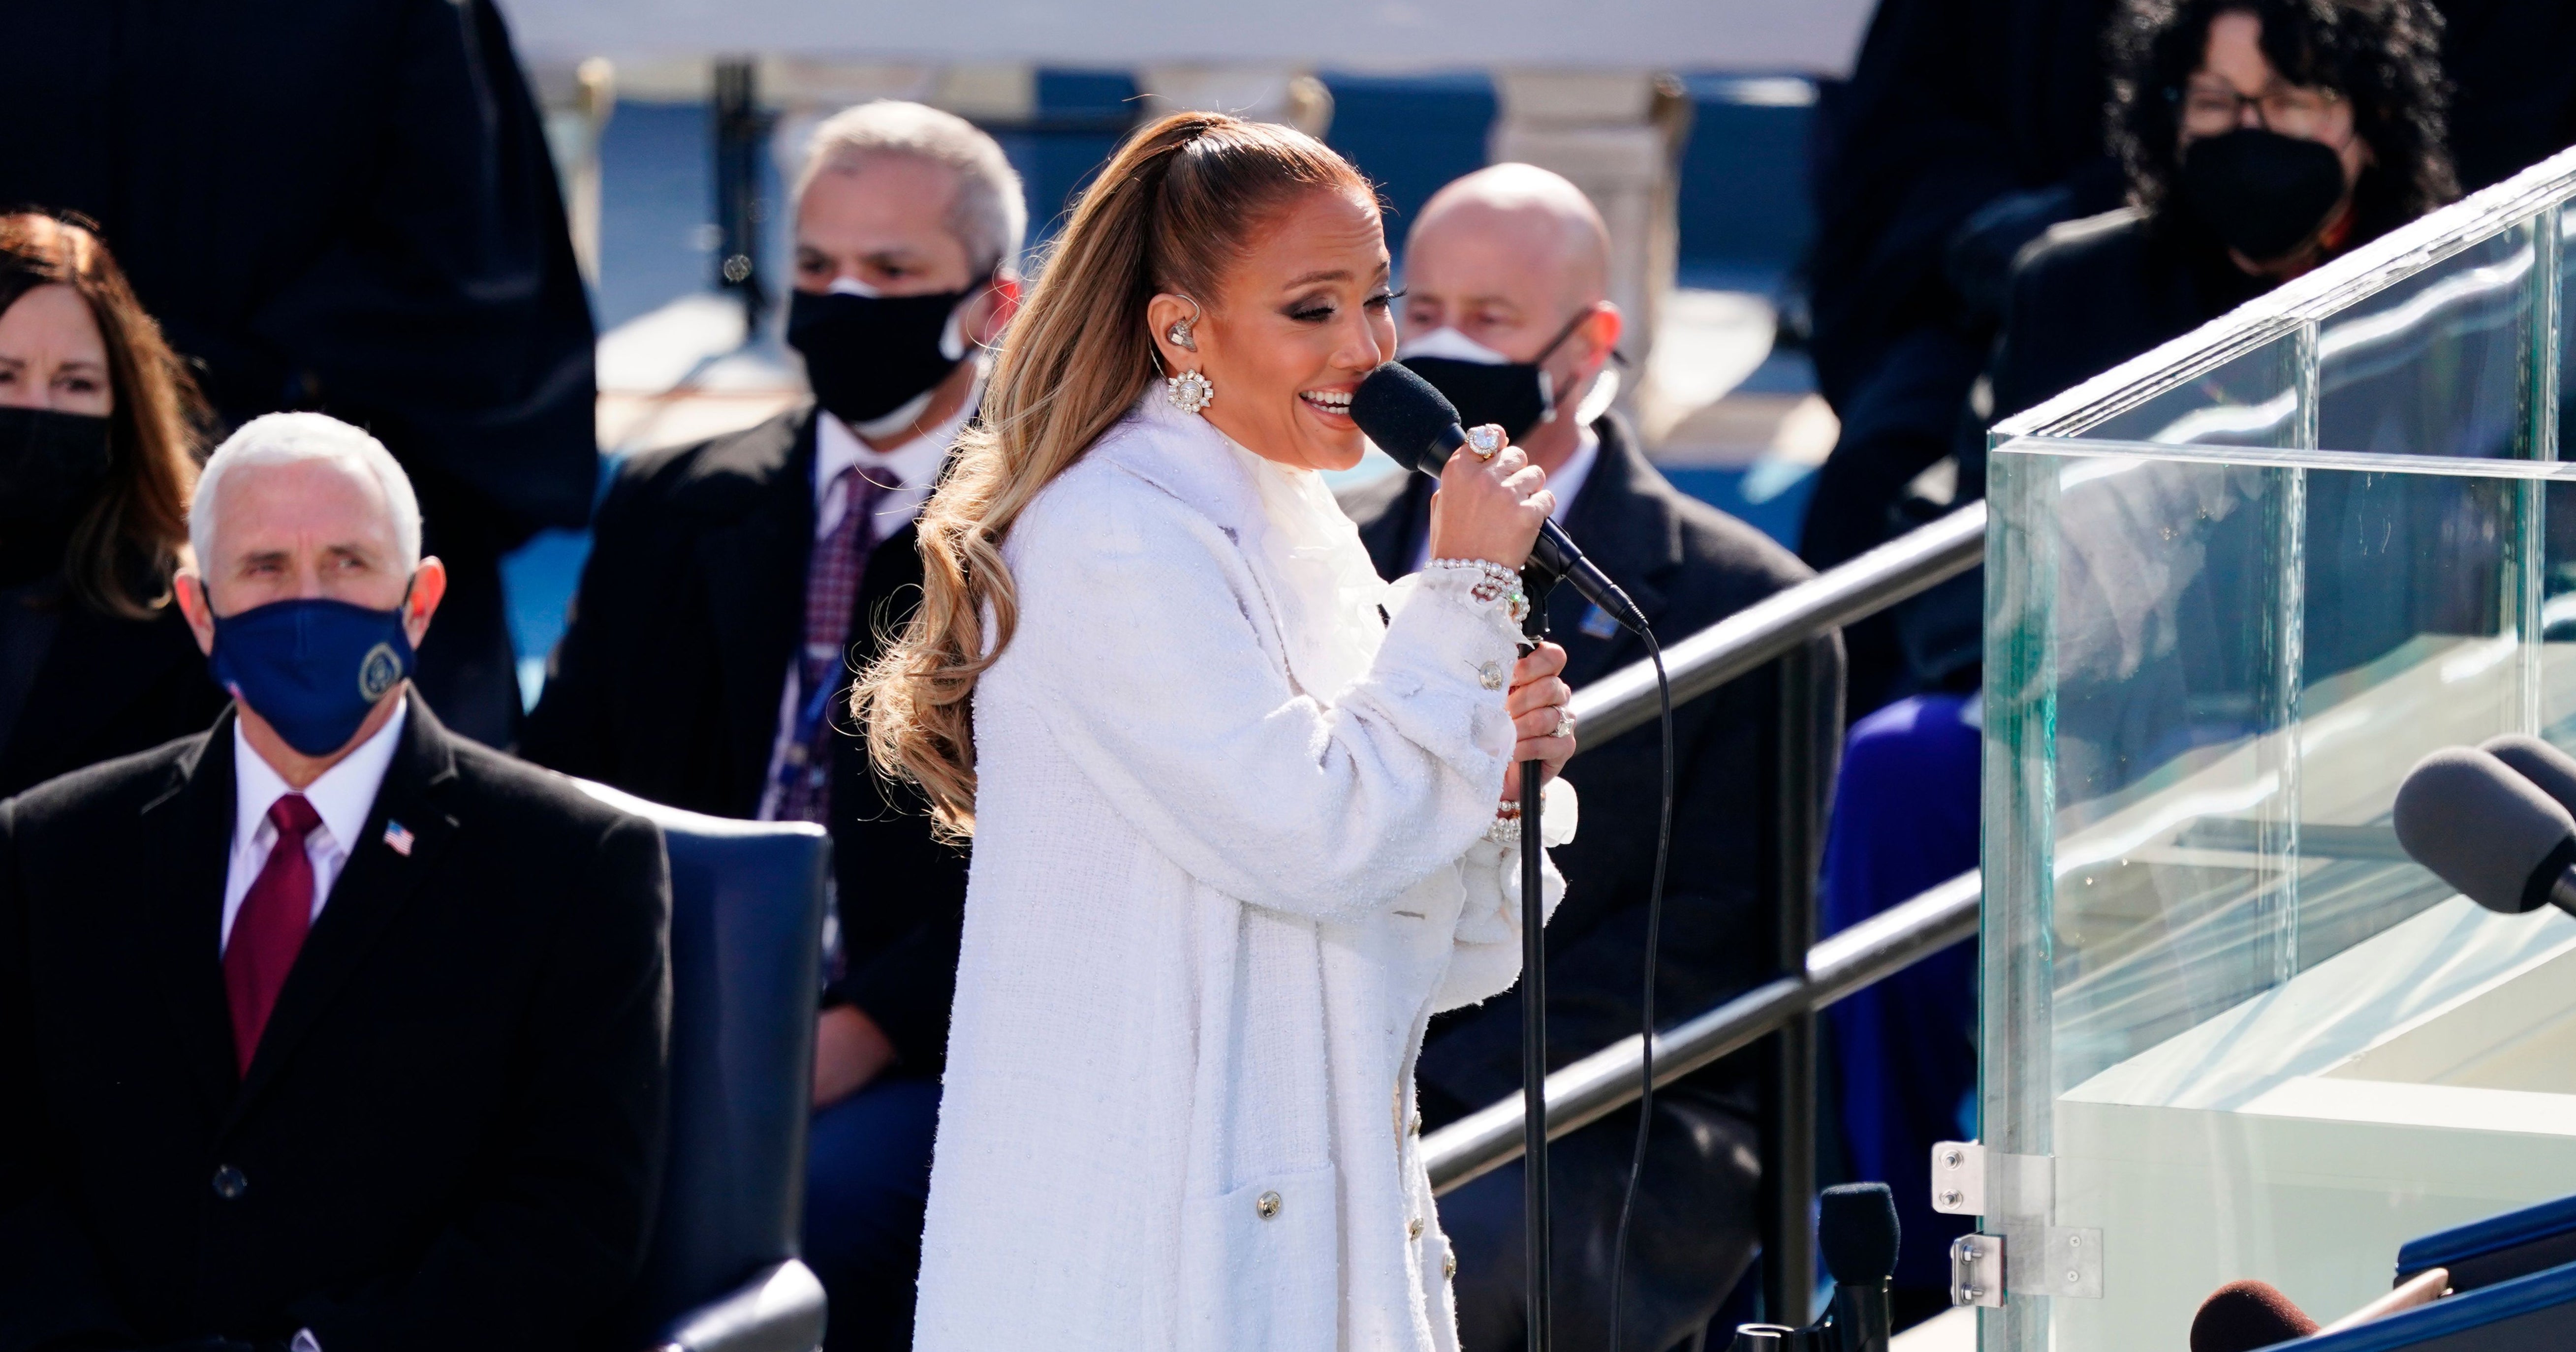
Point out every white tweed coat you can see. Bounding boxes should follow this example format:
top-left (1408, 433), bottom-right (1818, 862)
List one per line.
top-left (911, 393), bottom-right (1569, 1350)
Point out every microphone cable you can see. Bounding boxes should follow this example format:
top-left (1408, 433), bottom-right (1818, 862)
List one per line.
top-left (1604, 623), bottom-right (1675, 1352)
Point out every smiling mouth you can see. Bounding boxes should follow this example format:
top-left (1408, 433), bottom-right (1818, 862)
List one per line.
top-left (1299, 389), bottom-right (1354, 415)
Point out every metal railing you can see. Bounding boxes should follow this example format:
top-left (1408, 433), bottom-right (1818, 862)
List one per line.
top-left (1419, 498), bottom-right (1988, 1323)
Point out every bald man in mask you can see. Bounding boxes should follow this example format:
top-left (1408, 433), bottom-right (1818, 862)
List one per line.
top-left (1339, 164), bottom-right (1843, 1350)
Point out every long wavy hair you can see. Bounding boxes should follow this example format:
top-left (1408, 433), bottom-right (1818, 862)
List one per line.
top-left (2108, 0), bottom-right (2457, 240)
top-left (1, 212), bottom-right (209, 616)
top-left (855, 112), bottom-right (1373, 837)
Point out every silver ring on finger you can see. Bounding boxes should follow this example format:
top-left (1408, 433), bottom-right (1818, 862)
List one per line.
top-left (1466, 424), bottom-right (1505, 461)
top-left (1554, 707), bottom-right (1574, 739)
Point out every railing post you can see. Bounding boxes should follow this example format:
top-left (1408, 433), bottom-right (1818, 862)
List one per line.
top-left (1760, 640), bottom-right (1822, 1325)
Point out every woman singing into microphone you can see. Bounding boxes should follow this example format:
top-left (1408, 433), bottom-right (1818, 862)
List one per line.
top-left (860, 112), bottom-right (1577, 1350)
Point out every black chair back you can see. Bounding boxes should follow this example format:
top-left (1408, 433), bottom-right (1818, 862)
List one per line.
top-left (579, 780), bottom-right (830, 1348)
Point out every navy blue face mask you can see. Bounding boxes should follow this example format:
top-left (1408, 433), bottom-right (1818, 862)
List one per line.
top-left (208, 592), bottom-right (417, 756)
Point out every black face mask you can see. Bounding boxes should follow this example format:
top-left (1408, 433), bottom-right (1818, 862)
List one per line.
top-left (786, 281), bottom-right (985, 428)
top-left (1396, 309), bottom-right (1594, 443)
top-left (0, 405), bottom-right (113, 530)
top-left (2180, 128), bottom-right (2351, 263)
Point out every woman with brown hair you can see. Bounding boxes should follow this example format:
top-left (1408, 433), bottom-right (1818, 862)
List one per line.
top-left (861, 113), bottom-right (1578, 1348)
top-left (0, 212), bottom-right (222, 797)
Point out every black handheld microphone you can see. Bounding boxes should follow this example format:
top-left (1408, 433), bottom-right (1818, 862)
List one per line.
top-left (1348, 363), bottom-right (1649, 634)
top-left (2390, 746), bottom-right (2576, 916)
top-left (1818, 1183), bottom-right (1900, 1352)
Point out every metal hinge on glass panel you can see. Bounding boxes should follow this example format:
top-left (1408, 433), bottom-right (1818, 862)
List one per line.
top-left (1932, 1141), bottom-right (2103, 1306)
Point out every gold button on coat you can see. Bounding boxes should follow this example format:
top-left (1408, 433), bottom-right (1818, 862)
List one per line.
top-left (1408, 1217), bottom-right (1424, 1239)
top-left (1444, 1252), bottom-right (1459, 1279)
top-left (1256, 1191), bottom-right (1283, 1220)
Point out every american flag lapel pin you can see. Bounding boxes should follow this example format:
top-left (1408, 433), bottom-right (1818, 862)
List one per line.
top-left (382, 821), bottom-right (415, 857)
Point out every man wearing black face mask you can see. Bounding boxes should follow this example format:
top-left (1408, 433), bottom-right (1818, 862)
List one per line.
top-left (520, 99), bottom-right (1019, 1352)
top-left (1966, 0), bottom-right (2456, 479)
top-left (1340, 163), bottom-right (1843, 1352)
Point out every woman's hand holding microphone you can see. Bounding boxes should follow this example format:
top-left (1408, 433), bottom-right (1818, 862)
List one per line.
top-left (1423, 425), bottom-right (1576, 797)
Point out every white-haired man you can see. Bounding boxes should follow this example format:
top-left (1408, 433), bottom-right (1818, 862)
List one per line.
top-left (0, 412), bottom-right (671, 1350)
top-left (522, 99), bottom-right (1021, 1350)
top-left (1340, 164), bottom-right (1840, 1350)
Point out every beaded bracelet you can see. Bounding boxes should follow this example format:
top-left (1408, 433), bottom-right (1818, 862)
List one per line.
top-left (1426, 557), bottom-right (1531, 626)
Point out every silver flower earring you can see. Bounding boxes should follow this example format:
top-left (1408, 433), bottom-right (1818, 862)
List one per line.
top-left (1161, 295), bottom-right (1213, 413)
top-left (1166, 368), bottom-right (1215, 414)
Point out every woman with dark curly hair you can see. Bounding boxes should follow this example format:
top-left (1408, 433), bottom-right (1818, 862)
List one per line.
top-left (0, 212), bottom-right (225, 797)
top-left (1978, 0), bottom-right (2457, 430)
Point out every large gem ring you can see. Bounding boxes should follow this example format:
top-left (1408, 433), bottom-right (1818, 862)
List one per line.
top-left (1554, 707), bottom-right (1574, 739)
top-left (1466, 425), bottom-right (1505, 461)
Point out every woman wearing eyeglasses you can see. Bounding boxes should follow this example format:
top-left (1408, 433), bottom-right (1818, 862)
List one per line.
top-left (1968, 0), bottom-right (2452, 445)
top-left (1970, 0), bottom-right (2454, 446)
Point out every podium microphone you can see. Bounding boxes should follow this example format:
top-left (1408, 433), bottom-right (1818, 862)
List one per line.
top-left (2390, 746), bottom-right (2576, 916)
top-left (2191, 1280), bottom-right (2318, 1352)
top-left (1348, 363), bottom-right (1647, 634)
top-left (1819, 1183), bottom-right (1899, 1352)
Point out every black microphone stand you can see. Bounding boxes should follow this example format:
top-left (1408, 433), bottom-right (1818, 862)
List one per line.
top-left (1517, 562), bottom-right (1559, 1352)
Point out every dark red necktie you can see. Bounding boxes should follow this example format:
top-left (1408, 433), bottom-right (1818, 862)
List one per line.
top-left (224, 793), bottom-right (322, 1076)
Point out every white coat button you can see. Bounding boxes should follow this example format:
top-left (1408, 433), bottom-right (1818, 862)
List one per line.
top-left (1477, 661), bottom-right (1506, 690)
top-left (1256, 1191), bottom-right (1282, 1220)
top-left (1409, 1217), bottom-right (1425, 1240)
top-left (1444, 1252), bottom-right (1459, 1279)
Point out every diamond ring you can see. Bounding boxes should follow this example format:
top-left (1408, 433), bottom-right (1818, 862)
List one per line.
top-left (1466, 424), bottom-right (1505, 460)
top-left (1554, 707), bottom-right (1574, 739)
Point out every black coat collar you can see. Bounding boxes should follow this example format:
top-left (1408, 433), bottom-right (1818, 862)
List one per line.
top-left (139, 694), bottom-right (464, 1132)
top-left (693, 410), bottom-right (821, 801)
top-left (688, 403), bottom-right (962, 806)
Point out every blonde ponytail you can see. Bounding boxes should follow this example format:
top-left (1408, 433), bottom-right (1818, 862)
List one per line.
top-left (854, 112), bottom-right (1374, 837)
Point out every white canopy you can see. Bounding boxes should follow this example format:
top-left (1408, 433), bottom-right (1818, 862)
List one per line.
top-left (497, 0), bottom-right (1872, 77)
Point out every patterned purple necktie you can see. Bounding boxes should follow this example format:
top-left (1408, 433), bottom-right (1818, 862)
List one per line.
top-left (774, 464), bottom-right (898, 824)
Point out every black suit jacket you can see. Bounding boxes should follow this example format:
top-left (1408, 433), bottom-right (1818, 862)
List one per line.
top-left (0, 697), bottom-right (671, 1351)
top-left (0, 596), bottom-right (228, 801)
top-left (1340, 417), bottom-right (1843, 1125)
top-left (520, 406), bottom-right (969, 1073)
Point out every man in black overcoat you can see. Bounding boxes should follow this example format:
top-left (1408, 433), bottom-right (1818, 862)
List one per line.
top-left (0, 412), bottom-right (669, 1351)
top-left (1342, 165), bottom-right (1843, 1351)
top-left (519, 102), bottom-right (1018, 1352)
top-left (0, 0), bottom-right (597, 747)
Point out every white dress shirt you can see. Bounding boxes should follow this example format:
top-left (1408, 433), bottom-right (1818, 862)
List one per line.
top-left (1408, 422), bottom-right (1599, 574)
top-left (220, 701), bottom-right (408, 956)
top-left (812, 400), bottom-right (960, 545)
top-left (754, 395), bottom-right (977, 820)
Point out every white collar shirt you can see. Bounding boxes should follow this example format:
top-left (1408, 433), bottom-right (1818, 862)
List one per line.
top-left (811, 392), bottom-right (971, 545)
top-left (755, 393), bottom-right (976, 821)
top-left (1409, 422), bottom-right (1599, 574)
top-left (220, 700), bottom-right (408, 956)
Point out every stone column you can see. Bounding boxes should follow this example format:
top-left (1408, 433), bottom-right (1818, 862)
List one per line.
top-left (1488, 71), bottom-right (1691, 420)
top-left (531, 58), bottom-right (617, 287)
